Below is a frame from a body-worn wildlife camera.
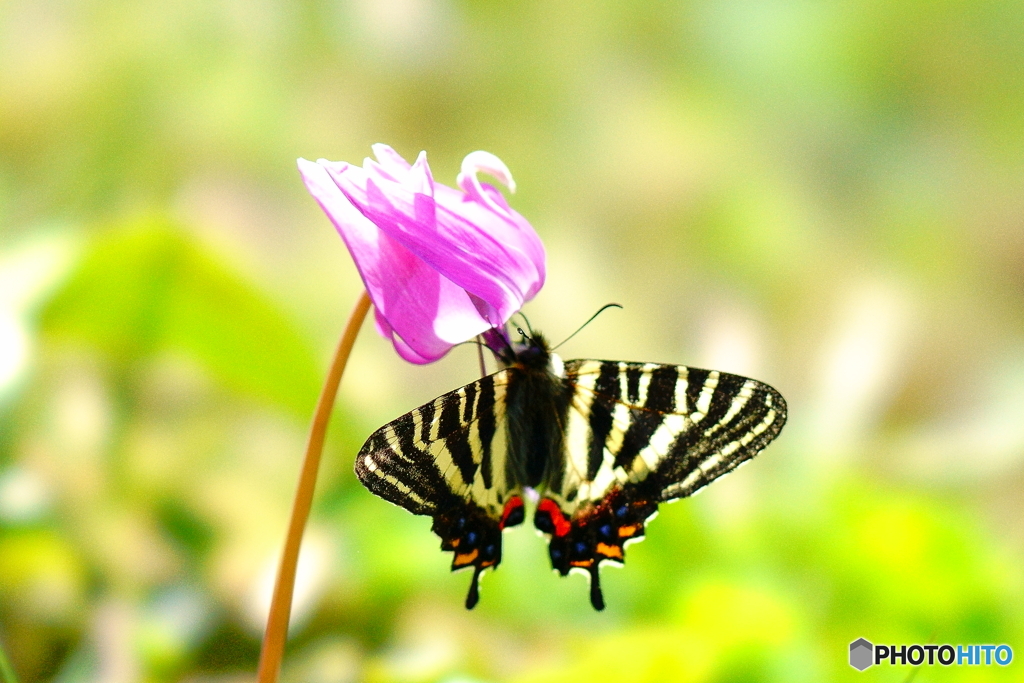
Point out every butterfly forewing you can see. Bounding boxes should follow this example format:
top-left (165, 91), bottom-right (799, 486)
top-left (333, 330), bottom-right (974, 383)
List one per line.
top-left (558, 360), bottom-right (786, 505)
top-left (357, 372), bottom-right (509, 514)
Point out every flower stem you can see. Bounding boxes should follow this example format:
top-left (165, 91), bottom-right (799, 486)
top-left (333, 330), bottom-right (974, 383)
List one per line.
top-left (256, 290), bottom-right (371, 683)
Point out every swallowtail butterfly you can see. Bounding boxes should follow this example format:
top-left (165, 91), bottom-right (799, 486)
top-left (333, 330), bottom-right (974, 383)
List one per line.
top-left (356, 331), bottom-right (786, 610)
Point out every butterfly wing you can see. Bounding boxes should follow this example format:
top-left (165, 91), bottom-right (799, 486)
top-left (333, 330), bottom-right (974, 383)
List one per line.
top-left (534, 361), bottom-right (787, 609)
top-left (356, 371), bottom-right (526, 608)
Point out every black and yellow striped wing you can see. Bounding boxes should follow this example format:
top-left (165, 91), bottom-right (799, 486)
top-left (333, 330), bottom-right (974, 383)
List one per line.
top-left (356, 340), bottom-right (787, 611)
top-left (355, 371), bottom-right (526, 608)
top-left (534, 361), bottom-right (787, 609)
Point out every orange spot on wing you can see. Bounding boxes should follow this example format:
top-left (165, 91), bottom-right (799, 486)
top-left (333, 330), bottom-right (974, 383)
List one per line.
top-left (449, 538), bottom-right (460, 548)
top-left (617, 524), bottom-right (639, 538)
top-left (480, 560), bottom-right (496, 568)
top-left (454, 549), bottom-right (479, 566)
top-left (570, 559), bottom-right (594, 568)
top-left (596, 543), bottom-right (623, 559)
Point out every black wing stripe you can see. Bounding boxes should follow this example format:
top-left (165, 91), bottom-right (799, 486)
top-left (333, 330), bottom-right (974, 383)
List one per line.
top-left (416, 400), bottom-right (436, 452)
top-left (462, 380), bottom-right (477, 423)
top-left (586, 362), bottom-right (621, 481)
top-left (439, 391), bottom-right (478, 486)
top-left (625, 364), bottom-right (643, 404)
top-left (436, 391), bottom-right (461, 440)
top-left (645, 365), bottom-right (679, 413)
top-left (395, 413), bottom-right (424, 467)
top-left (476, 375), bottom-right (497, 490)
top-left (684, 368), bottom-right (710, 420)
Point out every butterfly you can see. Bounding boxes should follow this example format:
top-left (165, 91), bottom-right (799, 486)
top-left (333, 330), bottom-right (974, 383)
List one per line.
top-left (355, 330), bottom-right (787, 610)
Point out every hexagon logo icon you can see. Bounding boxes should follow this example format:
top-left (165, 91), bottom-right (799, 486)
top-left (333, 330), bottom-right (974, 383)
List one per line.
top-left (850, 638), bottom-right (874, 671)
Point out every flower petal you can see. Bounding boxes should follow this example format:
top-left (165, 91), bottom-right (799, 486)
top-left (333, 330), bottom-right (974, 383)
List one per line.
top-left (370, 143), bottom-right (412, 175)
top-left (299, 158), bottom-right (491, 363)
top-left (434, 180), bottom-right (546, 303)
top-left (324, 151), bottom-right (545, 326)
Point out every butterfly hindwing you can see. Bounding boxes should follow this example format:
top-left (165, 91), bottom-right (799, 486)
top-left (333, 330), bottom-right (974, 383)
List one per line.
top-left (534, 360), bottom-right (787, 609)
top-left (534, 484), bottom-right (659, 610)
top-left (355, 371), bottom-right (526, 608)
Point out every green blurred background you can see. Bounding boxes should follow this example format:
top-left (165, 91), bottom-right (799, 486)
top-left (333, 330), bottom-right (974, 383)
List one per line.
top-left (2, 0), bottom-right (1023, 681)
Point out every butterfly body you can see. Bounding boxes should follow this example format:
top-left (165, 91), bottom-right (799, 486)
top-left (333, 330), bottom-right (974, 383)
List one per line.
top-left (356, 332), bottom-right (786, 610)
top-left (501, 333), bottom-right (571, 490)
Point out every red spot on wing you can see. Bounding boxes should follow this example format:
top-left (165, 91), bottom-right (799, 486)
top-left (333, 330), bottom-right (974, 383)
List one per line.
top-left (499, 496), bottom-right (524, 530)
top-left (538, 498), bottom-right (572, 537)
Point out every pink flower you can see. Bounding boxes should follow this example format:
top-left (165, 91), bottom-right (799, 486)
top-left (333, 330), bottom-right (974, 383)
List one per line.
top-left (299, 145), bottom-right (545, 364)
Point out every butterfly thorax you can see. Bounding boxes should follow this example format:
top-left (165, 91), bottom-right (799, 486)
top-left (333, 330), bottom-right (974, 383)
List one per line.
top-left (493, 330), bottom-right (551, 369)
top-left (503, 334), bottom-right (571, 489)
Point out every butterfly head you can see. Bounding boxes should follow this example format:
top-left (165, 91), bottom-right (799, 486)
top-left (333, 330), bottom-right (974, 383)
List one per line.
top-left (493, 328), bottom-right (564, 377)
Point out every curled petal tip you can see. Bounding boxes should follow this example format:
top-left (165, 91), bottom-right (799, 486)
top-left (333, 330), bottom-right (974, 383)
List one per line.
top-left (458, 150), bottom-right (516, 194)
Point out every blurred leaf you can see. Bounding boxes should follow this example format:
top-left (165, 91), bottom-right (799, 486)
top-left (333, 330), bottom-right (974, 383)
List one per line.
top-left (155, 498), bottom-right (215, 563)
top-left (0, 530), bottom-right (85, 622)
top-left (0, 636), bottom-right (20, 683)
top-left (39, 219), bottom-right (321, 416)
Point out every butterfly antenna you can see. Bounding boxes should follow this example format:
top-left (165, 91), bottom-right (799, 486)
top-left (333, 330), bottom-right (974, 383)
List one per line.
top-left (516, 311), bottom-right (536, 337)
top-left (552, 303), bottom-right (623, 351)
